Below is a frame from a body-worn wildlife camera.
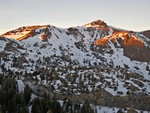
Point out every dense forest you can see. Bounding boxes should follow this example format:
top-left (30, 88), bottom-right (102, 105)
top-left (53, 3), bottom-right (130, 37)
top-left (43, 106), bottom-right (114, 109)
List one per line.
top-left (0, 75), bottom-right (95, 113)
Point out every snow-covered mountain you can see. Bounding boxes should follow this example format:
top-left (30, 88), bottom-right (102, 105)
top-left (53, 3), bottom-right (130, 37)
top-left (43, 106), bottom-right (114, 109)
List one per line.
top-left (0, 20), bottom-right (150, 109)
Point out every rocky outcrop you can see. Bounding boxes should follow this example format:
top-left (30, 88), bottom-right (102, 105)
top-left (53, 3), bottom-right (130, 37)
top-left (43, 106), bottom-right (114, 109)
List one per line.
top-left (0, 25), bottom-right (50, 41)
top-left (82, 20), bottom-right (109, 30)
top-left (94, 31), bottom-right (144, 48)
top-left (141, 30), bottom-right (150, 39)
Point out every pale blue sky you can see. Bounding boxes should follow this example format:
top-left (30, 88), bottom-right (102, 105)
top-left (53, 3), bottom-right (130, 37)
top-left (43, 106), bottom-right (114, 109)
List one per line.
top-left (0, 0), bottom-right (150, 34)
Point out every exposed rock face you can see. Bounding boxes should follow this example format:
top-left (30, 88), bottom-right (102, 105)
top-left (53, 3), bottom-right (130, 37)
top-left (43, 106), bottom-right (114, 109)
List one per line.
top-left (141, 30), bottom-right (150, 39)
top-left (82, 20), bottom-right (109, 30)
top-left (94, 31), bottom-right (144, 48)
top-left (0, 25), bottom-right (50, 41)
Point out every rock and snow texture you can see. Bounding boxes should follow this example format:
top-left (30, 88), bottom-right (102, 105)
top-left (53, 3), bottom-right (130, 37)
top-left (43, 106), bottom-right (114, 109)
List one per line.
top-left (93, 105), bottom-right (150, 113)
top-left (0, 20), bottom-right (150, 97)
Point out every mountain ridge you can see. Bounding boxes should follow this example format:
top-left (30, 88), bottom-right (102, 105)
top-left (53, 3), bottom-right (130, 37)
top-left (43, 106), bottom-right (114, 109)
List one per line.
top-left (0, 19), bottom-right (150, 97)
top-left (1, 19), bottom-right (150, 41)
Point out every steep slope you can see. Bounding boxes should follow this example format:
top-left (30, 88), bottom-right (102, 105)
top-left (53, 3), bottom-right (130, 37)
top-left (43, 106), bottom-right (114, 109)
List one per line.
top-left (94, 31), bottom-right (144, 47)
top-left (0, 20), bottom-right (150, 100)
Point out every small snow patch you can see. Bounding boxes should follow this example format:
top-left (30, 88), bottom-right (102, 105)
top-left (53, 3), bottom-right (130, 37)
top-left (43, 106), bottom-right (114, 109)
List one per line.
top-left (17, 80), bottom-right (25, 92)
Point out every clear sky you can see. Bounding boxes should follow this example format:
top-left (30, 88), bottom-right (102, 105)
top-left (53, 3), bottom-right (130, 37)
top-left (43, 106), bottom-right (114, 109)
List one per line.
top-left (0, 0), bottom-right (150, 34)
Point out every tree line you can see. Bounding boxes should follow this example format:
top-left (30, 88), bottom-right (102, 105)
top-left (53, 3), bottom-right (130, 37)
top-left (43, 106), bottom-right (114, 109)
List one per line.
top-left (0, 75), bottom-right (94, 113)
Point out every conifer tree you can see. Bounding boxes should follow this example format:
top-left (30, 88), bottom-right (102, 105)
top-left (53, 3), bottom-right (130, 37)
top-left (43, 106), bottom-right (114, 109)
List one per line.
top-left (24, 84), bottom-right (32, 105)
top-left (32, 98), bottom-right (43, 113)
top-left (80, 100), bottom-right (94, 113)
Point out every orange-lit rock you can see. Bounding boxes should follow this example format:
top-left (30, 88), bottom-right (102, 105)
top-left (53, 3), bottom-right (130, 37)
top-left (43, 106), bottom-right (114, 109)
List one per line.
top-left (94, 31), bottom-right (144, 47)
top-left (82, 20), bottom-right (110, 30)
top-left (0, 25), bottom-right (49, 41)
top-left (40, 33), bottom-right (46, 40)
top-left (94, 37), bottom-right (109, 46)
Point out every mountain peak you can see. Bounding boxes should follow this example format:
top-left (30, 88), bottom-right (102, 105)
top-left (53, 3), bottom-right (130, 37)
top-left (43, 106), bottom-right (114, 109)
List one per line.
top-left (82, 19), bottom-right (109, 30)
top-left (0, 25), bottom-right (50, 40)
